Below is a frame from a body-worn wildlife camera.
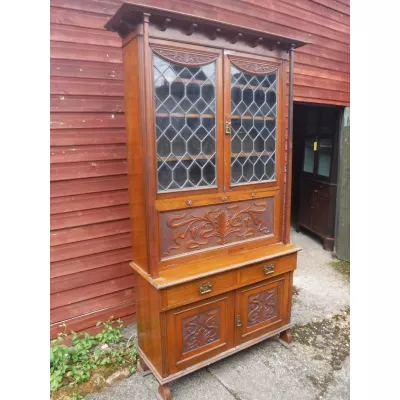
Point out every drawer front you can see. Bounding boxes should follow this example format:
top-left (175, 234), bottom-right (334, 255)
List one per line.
top-left (238, 253), bottom-right (296, 286)
top-left (234, 274), bottom-right (289, 345)
top-left (166, 293), bottom-right (235, 374)
top-left (165, 270), bottom-right (237, 309)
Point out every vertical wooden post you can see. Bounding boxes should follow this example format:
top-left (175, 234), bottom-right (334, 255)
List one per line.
top-left (284, 44), bottom-right (295, 244)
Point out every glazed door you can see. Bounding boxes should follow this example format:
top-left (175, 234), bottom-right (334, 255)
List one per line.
top-left (234, 275), bottom-right (288, 345)
top-left (223, 52), bottom-right (283, 192)
top-left (166, 292), bottom-right (235, 374)
top-left (150, 41), bottom-right (224, 197)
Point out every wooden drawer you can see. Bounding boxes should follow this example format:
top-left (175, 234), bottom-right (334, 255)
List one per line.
top-left (238, 253), bottom-right (296, 286)
top-left (164, 270), bottom-right (237, 310)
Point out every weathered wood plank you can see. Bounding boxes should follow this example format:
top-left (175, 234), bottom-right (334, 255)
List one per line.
top-left (50, 113), bottom-right (126, 130)
top-left (50, 189), bottom-right (129, 214)
top-left (51, 204), bottom-right (129, 230)
top-left (51, 289), bottom-right (135, 323)
top-left (50, 59), bottom-right (123, 80)
top-left (50, 175), bottom-right (129, 197)
top-left (51, 219), bottom-right (131, 246)
top-left (50, 301), bottom-right (136, 338)
top-left (50, 144), bottom-right (126, 163)
top-left (51, 23), bottom-right (121, 47)
top-left (51, 262), bottom-right (132, 293)
top-left (51, 247), bottom-right (132, 278)
top-left (50, 232), bottom-right (131, 262)
top-left (51, 95), bottom-right (124, 113)
top-left (51, 41), bottom-right (122, 63)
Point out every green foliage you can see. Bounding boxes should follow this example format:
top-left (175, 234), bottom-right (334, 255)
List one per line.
top-left (50, 317), bottom-right (137, 393)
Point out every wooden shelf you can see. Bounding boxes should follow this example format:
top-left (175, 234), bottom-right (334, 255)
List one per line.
top-left (157, 151), bottom-right (273, 162)
top-left (156, 113), bottom-right (215, 118)
top-left (231, 83), bottom-right (275, 91)
top-left (231, 115), bottom-right (275, 120)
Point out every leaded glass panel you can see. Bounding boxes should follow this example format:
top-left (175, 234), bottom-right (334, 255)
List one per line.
top-left (230, 66), bottom-right (277, 185)
top-left (153, 55), bottom-right (217, 192)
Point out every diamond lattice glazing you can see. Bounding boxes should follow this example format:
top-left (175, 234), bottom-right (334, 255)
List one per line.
top-left (153, 55), bottom-right (217, 192)
top-left (230, 66), bottom-right (277, 185)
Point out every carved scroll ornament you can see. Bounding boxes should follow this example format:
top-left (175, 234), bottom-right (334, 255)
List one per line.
top-left (152, 47), bottom-right (218, 66)
top-left (161, 199), bottom-right (274, 258)
top-left (247, 288), bottom-right (277, 327)
top-left (229, 56), bottom-right (279, 75)
top-left (182, 308), bottom-right (220, 353)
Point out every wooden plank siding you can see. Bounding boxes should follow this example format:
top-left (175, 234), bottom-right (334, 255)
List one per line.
top-left (49, 0), bottom-right (349, 338)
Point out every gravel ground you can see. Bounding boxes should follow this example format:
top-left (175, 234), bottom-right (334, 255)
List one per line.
top-left (88, 228), bottom-right (350, 400)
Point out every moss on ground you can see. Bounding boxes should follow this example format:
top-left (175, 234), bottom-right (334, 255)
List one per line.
top-left (292, 308), bottom-right (350, 398)
top-left (329, 259), bottom-right (350, 280)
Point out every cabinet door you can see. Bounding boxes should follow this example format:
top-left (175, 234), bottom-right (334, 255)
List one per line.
top-left (151, 43), bottom-right (224, 195)
top-left (234, 275), bottom-right (288, 345)
top-left (166, 292), bottom-right (234, 374)
top-left (224, 52), bottom-right (283, 191)
top-left (311, 183), bottom-right (332, 236)
top-left (298, 177), bottom-right (314, 229)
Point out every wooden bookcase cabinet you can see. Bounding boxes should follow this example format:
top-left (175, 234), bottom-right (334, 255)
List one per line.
top-left (106, 3), bottom-right (307, 399)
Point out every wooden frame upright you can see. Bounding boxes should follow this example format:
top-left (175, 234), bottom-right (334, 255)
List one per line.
top-left (106, 3), bottom-right (307, 399)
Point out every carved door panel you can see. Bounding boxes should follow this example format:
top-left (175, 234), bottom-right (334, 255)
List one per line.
top-left (166, 292), bottom-right (234, 374)
top-left (234, 275), bottom-right (288, 345)
top-left (159, 195), bottom-right (278, 260)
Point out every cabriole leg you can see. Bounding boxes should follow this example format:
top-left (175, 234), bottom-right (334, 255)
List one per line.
top-left (156, 384), bottom-right (171, 400)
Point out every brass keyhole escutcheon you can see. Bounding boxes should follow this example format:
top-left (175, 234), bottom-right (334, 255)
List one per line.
top-left (236, 315), bottom-right (242, 327)
top-left (225, 121), bottom-right (231, 135)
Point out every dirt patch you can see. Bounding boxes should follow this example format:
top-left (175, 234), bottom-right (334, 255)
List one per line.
top-left (50, 365), bottom-right (133, 400)
top-left (292, 308), bottom-right (350, 398)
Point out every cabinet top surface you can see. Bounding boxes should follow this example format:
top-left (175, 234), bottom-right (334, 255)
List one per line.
top-left (105, 1), bottom-right (308, 50)
top-left (131, 242), bottom-right (302, 289)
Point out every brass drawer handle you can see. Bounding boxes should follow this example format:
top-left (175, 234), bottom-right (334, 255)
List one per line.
top-left (199, 282), bottom-right (212, 294)
top-left (264, 264), bottom-right (275, 275)
top-left (236, 315), bottom-right (242, 327)
top-left (251, 192), bottom-right (256, 198)
top-left (187, 200), bottom-right (193, 206)
top-left (221, 196), bottom-right (228, 201)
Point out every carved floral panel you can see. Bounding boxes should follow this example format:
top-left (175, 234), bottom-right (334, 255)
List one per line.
top-left (182, 307), bottom-right (220, 353)
top-left (247, 287), bottom-right (278, 327)
top-left (160, 198), bottom-right (274, 258)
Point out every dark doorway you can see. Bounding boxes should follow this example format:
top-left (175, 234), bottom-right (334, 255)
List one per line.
top-left (291, 103), bottom-right (343, 250)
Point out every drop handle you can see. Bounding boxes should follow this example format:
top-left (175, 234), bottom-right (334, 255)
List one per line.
top-left (236, 315), bottom-right (242, 327)
top-left (264, 264), bottom-right (275, 275)
top-left (199, 282), bottom-right (212, 295)
top-left (221, 196), bottom-right (228, 201)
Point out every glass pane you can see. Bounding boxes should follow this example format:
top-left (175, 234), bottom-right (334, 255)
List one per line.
top-left (317, 138), bottom-right (332, 177)
top-left (230, 66), bottom-right (277, 185)
top-left (303, 138), bottom-right (315, 173)
top-left (153, 55), bottom-right (217, 192)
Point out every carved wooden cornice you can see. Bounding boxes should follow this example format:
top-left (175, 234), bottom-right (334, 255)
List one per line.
top-left (229, 56), bottom-right (279, 75)
top-left (151, 46), bottom-right (218, 66)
